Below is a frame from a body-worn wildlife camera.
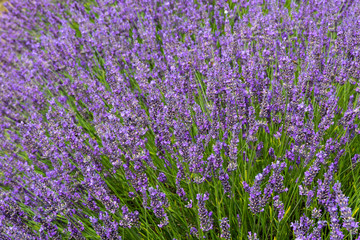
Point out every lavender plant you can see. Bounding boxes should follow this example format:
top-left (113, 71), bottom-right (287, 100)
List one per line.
top-left (1, 0), bottom-right (360, 239)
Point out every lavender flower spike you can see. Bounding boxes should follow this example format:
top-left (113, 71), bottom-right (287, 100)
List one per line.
top-left (196, 192), bottom-right (213, 232)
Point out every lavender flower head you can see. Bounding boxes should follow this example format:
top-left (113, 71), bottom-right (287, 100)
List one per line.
top-left (220, 217), bottom-right (231, 239)
top-left (196, 192), bottom-right (213, 232)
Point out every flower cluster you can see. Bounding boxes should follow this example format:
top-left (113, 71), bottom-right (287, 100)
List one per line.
top-left (196, 193), bottom-right (213, 232)
top-left (219, 217), bottom-right (231, 240)
top-left (148, 187), bottom-right (169, 228)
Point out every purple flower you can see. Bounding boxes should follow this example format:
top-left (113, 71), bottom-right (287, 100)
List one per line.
top-left (326, 199), bottom-right (344, 240)
top-left (237, 214), bottom-right (242, 229)
top-left (243, 174), bottom-right (265, 214)
top-left (311, 208), bottom-right (322, 219)
top-left (351, 154), bottom-right (360, 167)
top-left (291, 214), bottom-right (314, 239)
top-left (219, 168), bottom-right (232, 197)
top-left (190, 227), bottom-right (199, 238)
top-left (268, 160), bottom-right (288, 193)
top-left (220, 217), bottom-right (231, 239)
top-left (247, 231), bottom-right (259, 240)
top-left (243, 165), bottom-right (272, 214)
top-left (175, 163), bottom-right (187, 200)
top-left (185, 200), bottom-right (193, 209)
top-left (148, 187), bottom-right (169, 228)
top-left (157, 172), bottom-right (167, 183)
top-left (196, 193), bottom-right (213, 232)
top-left (90, 211), bottom-right (121, 239)
top-left (273, 195), bottom-right (285, 221)
top-left (333, 182), bottom-right (359, 234)
top-left (120, 205), bottom-right (140, 229)
top-left (303, 161), bottom-right (321, 187)
top-left (306, 190), bottom-right (315, 208)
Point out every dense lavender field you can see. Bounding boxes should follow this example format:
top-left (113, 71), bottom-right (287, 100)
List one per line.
top-left (1, 0), bottom-right (360, 239)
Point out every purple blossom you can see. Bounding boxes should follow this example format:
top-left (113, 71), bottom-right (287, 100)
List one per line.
top-left (219, 168), bottom-right (232, 198)
top-left (148, 187), bottom-right (169, 228)
top-left (157, 172), bottom-right (167, 183)
top-left (119, 205), bottom-right (140, 229)
top-left (268, 160), bottom-right (288, 193)
top-left (247, 231), bottom-right (259, 240)
top-left (291, 214), bottom-right (314, 239)
top-left (311, 208), bottom-right (322, 219)
top-left (243, 165), bottom-right (272, 214)
top-left (273, 195), bottom-right (285, 221)
top-left (196, 193), bottom-right (213, 232)
top-left (185, 200), bottom-right (193, 209)
top-left (220, 217), bottom-right (231, 240)
top-left (351, 154), bottom-right (360, 167)
top-left (333, 182), bottom-right (359, 234)
top-left (190, 227), bottom-right (199, 238)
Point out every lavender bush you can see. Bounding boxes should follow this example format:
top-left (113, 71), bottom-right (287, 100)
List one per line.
top-left (1, 0), bottom-right (360, 239)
